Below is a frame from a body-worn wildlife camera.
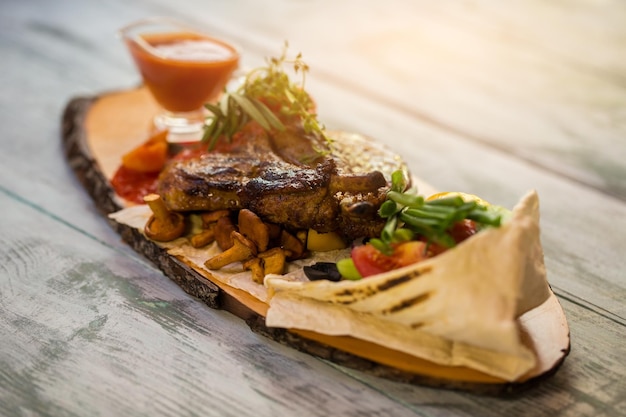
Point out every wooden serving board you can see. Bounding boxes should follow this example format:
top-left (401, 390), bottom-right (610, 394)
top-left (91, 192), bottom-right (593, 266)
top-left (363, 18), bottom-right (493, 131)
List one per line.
top-left (61, 87), bottom-right (570, 395)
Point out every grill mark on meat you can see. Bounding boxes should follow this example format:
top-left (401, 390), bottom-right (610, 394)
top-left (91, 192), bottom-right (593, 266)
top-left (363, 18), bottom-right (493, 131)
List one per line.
top-left (245, 161), bottom-right (330, 194)
top-left (241, 160), bottom-right (338, 231)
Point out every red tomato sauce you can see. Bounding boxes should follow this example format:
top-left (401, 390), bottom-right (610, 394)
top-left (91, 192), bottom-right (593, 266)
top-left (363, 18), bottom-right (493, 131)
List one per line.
top-left (111, 141), bottom-right (211, 204)
top-left (125, 31), bottom-right (239, 112)
top-left (111, 166), bottom-right (161, 204)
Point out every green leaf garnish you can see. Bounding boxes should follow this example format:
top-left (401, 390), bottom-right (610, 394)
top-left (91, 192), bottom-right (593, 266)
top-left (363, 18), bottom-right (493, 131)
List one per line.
top-left (202, 42), bottom-right (331, 152)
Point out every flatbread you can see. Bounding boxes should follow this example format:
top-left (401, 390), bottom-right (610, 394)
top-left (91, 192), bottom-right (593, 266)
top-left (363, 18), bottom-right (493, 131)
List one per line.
top-left (264, 190), bottom-right (550, 380)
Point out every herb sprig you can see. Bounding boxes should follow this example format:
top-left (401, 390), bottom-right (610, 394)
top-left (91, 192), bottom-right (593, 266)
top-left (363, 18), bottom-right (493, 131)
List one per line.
top-left (202, 93), bottom-right (284, 150)
top-left (369, 170), bottom-right (503, 255)
top-left (202, 42), bottom-right (331, 151)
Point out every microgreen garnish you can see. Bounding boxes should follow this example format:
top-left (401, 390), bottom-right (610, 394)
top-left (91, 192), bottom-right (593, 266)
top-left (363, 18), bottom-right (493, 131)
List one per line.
top-left (370, 170), bottom-right (503, 255)
top-left (202, 42), bottom-right (332, 151)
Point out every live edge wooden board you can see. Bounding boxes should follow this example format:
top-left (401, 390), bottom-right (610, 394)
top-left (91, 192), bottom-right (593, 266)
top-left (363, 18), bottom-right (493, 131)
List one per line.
top-left (61, 87), bottom-right (570, 396)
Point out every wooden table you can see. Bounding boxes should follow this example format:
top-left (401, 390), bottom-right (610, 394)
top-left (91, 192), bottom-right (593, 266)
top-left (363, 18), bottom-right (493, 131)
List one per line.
top-left (1, 0), bottom-right (624, 415)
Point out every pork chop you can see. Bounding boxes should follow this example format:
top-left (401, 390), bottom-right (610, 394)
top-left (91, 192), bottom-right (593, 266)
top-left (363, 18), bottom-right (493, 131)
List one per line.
top-left (157, 122), bottom-right (406, 239)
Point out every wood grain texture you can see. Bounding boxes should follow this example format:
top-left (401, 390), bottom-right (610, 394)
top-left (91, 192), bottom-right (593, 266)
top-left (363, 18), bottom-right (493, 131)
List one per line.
top-left (1, 190), bottom-right (622, 417)
top-left (0, 194), bottom-right (430, 417)
top-left (1, 0), bottom-right (625, 415)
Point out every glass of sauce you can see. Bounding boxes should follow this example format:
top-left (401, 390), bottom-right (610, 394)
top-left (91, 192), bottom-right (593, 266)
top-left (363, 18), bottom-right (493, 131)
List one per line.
top-left (119, 17), bottom-right (240, 141)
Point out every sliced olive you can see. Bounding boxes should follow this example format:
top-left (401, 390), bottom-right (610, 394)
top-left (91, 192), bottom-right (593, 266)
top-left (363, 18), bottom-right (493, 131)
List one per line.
top-left (303, 262), bottom-right (342, 282)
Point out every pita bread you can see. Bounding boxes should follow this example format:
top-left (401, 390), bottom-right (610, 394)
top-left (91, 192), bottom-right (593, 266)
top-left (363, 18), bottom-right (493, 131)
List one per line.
top-left (264, 190), bottom-right (550, 380)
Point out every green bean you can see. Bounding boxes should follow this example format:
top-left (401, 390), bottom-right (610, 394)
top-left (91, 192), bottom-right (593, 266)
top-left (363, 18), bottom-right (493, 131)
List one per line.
top-left (403, 208), bottom-right (454, 222)
top-left (393, 228), bottom-right (415, 243)
top-left (467, 209), bottom-right (501, 226)
top-left (399, 212), bottom-right (441, 230)
top-left (387, 191), bottom-right (424, 208)
top-left (380, 216), bottom-right (398, 243)
top-left (378, 200), bottom-right (398, 218)
top-left (425, 195), bottom-right (465, 207)
top-left (420, 204), bottom-right (459, 216)
top-left (369, 238), bottom-right (392, 255)
top-left (391, 170), bottom-right (408, 192)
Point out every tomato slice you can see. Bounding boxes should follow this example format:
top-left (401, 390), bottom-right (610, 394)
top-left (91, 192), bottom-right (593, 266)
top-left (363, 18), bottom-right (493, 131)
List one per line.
top-left (351, 241), bottom-right (428, 278)
top-left (351, 245), bottom-right (390, 277)
top-left (393, 241), bottom-right (429, 267)
top-left (121, 129), bottom-right (169, 173)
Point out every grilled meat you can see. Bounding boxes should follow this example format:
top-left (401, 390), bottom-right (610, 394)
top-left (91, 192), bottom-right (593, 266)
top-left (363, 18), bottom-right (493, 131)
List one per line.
top-left (158, 122), bottom-right (405, 240)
